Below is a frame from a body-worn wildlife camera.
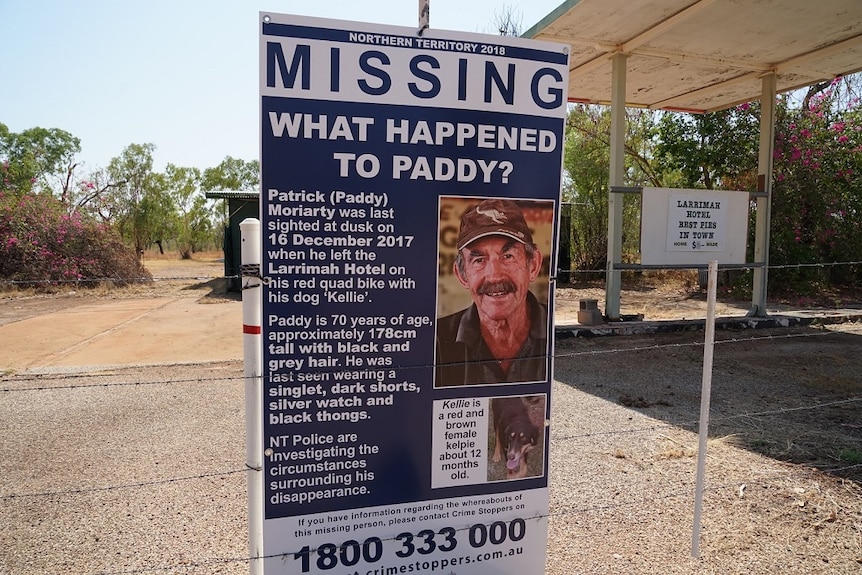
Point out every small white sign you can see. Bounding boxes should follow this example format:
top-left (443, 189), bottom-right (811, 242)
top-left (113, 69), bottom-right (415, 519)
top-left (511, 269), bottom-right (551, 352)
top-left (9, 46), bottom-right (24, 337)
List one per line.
top-left (641, 187), bottom-right (749, 265)
top-left (666, 193), bottom-right (727, 252)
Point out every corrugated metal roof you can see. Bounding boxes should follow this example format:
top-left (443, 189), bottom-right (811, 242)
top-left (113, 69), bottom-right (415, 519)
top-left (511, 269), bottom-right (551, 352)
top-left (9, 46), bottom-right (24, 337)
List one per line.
top-left (204, 190), bottom-right (259, 200)
top-left (525, 0), bottom-right (862, 112)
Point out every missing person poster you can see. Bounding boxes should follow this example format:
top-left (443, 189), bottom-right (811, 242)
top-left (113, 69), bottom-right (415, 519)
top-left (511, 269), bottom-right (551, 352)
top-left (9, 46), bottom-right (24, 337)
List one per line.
top-left (259, 12), bottom-right (568, 574)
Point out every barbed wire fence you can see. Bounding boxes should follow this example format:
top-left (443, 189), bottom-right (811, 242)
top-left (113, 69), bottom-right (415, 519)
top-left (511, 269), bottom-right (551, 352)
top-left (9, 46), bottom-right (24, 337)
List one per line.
top-left (1, 259), bottom-right (862, 287)
top-left (2, 323), bottom-right (861, 574)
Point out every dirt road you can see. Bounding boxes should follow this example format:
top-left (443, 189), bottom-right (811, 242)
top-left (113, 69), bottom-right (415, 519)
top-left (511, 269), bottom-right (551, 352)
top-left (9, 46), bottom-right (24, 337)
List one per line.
top-left (1, 256), bottom-right (861, 574)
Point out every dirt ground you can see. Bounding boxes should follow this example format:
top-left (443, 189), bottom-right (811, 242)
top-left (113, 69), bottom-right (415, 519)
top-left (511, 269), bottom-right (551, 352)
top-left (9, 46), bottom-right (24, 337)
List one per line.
top-left (0, 252), bottom-right (236, 328)
top-left (1, 251), bottom-right (861, 573)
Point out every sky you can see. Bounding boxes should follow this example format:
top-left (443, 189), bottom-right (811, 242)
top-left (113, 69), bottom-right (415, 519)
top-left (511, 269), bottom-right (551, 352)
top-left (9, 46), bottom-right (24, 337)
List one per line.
top-left (0, 0), bottom-right (564, 174)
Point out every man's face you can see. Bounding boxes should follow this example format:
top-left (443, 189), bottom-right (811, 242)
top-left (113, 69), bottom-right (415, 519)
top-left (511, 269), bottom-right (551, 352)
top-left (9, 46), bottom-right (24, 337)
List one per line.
top-left (454, 236), bottom-right (542, 322)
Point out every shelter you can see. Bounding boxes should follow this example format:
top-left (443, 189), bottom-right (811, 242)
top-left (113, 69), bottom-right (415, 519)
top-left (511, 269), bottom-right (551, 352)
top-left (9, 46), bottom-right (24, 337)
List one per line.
top-left (204, 190), bottom-right (259, 292)
top-left (525, 0), bottom-right (862, 319)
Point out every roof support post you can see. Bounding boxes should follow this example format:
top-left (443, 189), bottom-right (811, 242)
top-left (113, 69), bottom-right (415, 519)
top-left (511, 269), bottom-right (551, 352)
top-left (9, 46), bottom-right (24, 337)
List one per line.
top-left (605, 53), bottom-right (627, 321)
top-left (751, 73), bottom-right (776, 316)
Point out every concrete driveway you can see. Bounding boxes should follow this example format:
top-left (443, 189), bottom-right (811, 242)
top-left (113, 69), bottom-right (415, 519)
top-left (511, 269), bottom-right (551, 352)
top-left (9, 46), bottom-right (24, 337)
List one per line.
top-left (1, 297), bottom-right (242, 372)
top-left (3, 287), bottom-right (854, 373)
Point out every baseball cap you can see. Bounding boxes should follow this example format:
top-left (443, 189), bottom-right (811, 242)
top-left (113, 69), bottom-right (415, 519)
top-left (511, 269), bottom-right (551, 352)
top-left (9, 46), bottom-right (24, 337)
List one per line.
top-left (456, 199), bottom-right (534, 251)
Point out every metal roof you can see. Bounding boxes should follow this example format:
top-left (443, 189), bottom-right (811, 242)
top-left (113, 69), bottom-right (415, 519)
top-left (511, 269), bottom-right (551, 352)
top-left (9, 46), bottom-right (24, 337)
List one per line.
top-left (524, 0), bottom-right (862, 113)
top-left (204, 190), bottom-right (259, 200)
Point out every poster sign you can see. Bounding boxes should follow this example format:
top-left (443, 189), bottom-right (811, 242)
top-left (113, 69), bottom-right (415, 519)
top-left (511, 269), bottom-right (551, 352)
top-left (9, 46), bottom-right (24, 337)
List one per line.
top-left (640, 187), bottom-right (749, 265)
top-left (259, 12), bottom-right (568, 574)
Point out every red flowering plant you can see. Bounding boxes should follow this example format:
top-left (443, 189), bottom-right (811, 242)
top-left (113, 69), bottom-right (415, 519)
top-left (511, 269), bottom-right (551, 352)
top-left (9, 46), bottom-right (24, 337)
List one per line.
top-left (0, 190), bottom-right (150, 289)
top-left (771, 78), bottom-right (862, 288)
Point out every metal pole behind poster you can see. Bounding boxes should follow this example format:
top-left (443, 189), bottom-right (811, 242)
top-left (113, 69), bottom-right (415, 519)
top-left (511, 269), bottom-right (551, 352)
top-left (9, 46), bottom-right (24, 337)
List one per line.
top-left (418, 0), bottom-right (429, 32)
top-left (240, 218), bottom-right (263, 575)
top-left (691, 259), bottom-right (718, 557)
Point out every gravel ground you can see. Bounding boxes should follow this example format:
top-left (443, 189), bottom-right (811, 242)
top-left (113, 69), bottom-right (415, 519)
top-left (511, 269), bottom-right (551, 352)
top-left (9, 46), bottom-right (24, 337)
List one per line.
top-left (2, 256), bottom-right (860, 573)
top-left (2, 323), bottom-right (861, 574)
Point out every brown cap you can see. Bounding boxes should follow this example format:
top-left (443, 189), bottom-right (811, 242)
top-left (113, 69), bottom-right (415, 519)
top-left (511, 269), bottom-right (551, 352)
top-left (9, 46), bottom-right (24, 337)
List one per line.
top-left (456, 199), bottom-right (534, 251)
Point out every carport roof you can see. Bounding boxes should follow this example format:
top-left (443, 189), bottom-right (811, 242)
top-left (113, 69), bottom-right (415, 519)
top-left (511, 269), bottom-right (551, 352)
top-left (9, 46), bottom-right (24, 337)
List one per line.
top-left (524, 0), bottom-right (862, 113)
top-left (204, 190), bottom-right (259, 200)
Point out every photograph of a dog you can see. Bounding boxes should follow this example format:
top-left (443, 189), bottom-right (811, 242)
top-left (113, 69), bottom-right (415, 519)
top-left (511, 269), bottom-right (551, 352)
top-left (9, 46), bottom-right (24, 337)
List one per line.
top-left (488, 395), bottom-right (546, 481)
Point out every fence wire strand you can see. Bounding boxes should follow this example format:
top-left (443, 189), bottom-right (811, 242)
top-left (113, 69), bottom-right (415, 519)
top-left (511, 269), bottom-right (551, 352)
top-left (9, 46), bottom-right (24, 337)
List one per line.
top-left (2, 289), bottom-right (860, 573)
top-left (2, 328), bottom-right (859, 494)
top-left (4, 323), bottom-right (862, 392)
top-left (0, 257), bottom-right (860, 287)
top-left (82, 459), bottom-right (862, 575)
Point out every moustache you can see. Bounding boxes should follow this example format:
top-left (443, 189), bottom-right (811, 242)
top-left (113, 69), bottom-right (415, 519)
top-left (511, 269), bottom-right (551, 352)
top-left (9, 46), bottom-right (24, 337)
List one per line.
top-left (477, 280), bottom-right (516, 296)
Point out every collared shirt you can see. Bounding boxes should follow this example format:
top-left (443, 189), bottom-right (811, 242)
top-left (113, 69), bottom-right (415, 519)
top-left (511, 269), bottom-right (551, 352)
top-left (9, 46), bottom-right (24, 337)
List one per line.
top-left (435, 292), bottom-right (548, 386)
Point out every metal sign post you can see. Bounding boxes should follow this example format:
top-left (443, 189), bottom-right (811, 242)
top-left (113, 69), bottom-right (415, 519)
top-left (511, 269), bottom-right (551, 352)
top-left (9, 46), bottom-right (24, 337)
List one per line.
top-left (692, 259), bottom-right (718, 557)
top-left (240, 218), bottom-right (263, 574)
top-left (418, 0), bottom-right (429, 32)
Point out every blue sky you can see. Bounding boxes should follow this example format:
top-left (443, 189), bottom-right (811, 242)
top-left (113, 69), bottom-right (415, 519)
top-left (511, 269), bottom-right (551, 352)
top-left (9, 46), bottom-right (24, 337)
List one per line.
top-left (0, 0), bottom-right (562, 173)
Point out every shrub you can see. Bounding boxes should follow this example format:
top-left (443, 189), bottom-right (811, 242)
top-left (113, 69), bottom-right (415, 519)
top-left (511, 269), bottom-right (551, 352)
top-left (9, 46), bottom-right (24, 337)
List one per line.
top-left (0, 191), bottom-right (151, 288)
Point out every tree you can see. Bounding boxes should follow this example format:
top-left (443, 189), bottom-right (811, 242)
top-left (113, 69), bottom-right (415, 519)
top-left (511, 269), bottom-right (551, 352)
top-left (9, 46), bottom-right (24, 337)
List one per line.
top-left (0, 189), bottom-right (149, 286)
top-left (0, 123), bottom-right (81, 196)
top-left (492, 3), bottom-right (523, 36)
top-left (106, 143), bottom-right (174, 255)
top-left (201, 155), bottom-right (260, 238)
top-left (563, 106), bottom-right (662, 272)
top-left (164, 164), bottom-right (216, 258)
top-left (771, 78), bottom-right (862, 287)
top-left (67, 167), bottom-right (123, 219)
top-left (655, 105), bottom-right (760, 191)
top-left (201, 156), bottom-right (260, 191)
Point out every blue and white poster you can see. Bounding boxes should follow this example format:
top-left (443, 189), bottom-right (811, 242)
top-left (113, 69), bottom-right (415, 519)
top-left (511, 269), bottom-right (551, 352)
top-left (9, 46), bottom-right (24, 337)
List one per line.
top-left (259, 12), bottom-right (568, 574)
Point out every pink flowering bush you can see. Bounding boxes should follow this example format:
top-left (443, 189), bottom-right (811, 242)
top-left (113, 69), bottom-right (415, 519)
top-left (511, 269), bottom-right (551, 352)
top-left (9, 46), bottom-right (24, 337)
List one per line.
top-left (771, 85), bottom-right (862, 287)
top-left (0, 191), bottom-right (151, 288)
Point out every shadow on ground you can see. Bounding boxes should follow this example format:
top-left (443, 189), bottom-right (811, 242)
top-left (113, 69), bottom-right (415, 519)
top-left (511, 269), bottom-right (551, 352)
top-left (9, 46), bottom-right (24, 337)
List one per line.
top-left (186, 278), bottom-right (241, 303)
top-left (553, 325), bottom-right (862, 482)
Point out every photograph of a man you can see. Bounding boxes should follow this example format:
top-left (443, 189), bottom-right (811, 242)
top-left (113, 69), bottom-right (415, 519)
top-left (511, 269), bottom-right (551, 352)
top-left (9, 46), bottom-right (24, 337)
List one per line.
top-left (435, 197), bottom-right (552, 387)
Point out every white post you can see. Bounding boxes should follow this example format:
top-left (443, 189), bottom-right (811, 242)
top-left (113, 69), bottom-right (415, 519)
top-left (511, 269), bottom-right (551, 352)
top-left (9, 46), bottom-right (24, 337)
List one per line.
top-left (751, 74), bottom-right (776, 316)
top-left (691, 259), bottom-right (718, 558)
top-left (240, 218), bottom-right (263, 575)
top-left (605, 53), bottom-right (627, 321)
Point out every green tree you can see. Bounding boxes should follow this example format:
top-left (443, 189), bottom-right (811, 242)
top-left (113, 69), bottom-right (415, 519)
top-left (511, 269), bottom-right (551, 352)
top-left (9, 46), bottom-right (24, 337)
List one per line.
top-left (0, 123), bottom-right (81, 196)
top-left (201, 156), bottom-right (260, 239)
top-left (655, 105), bottom-right (760, 190)
top-left (563, 106), bottom-right (661, 272)
top-left (201, 156), bottom-right (260, 191)
top-left (164, 164), bottom-right (217, 258)
top-left (106, 143), bottom-right (174, 255)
